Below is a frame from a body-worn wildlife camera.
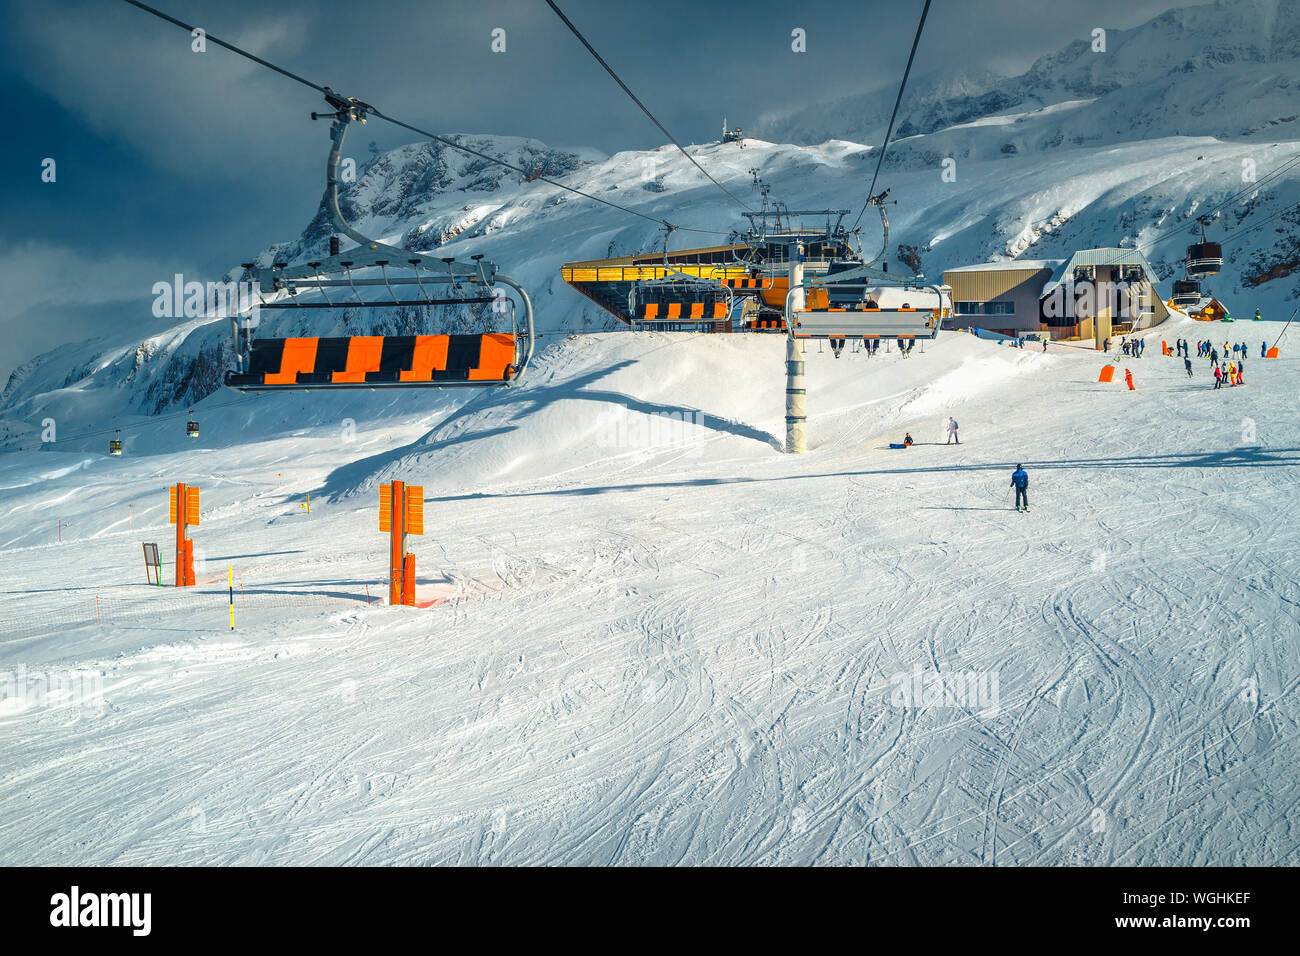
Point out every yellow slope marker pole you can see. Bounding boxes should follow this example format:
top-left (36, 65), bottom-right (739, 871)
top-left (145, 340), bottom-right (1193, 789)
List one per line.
top-left (229, 566), bottom-right (235, 630)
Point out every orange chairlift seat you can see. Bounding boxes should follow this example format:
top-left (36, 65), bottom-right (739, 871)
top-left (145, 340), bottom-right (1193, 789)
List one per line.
top-left (224, 89), bottom-right (533, 393)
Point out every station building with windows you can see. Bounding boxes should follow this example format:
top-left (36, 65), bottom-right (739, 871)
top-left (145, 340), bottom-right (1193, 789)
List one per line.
top-left (942, 248), bottom-right (1172, 345)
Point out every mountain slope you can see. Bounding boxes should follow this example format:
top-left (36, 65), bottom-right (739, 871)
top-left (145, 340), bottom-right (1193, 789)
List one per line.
top-left (1, 0), bottom-right (1298, 450)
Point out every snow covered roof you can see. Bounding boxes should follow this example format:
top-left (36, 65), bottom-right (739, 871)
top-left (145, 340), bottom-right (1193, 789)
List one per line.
top-left (1042, 248), bottom-right (1161, 298)
top-left (943, 259), bottom-right (1063, 273)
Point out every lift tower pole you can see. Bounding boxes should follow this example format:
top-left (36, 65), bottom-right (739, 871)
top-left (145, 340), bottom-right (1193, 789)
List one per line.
top-left (785, 241), bottom-right (807, 454)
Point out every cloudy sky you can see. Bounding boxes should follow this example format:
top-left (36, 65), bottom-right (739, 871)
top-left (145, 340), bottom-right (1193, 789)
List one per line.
top-left (4, 0), bottom-right (1203, 378)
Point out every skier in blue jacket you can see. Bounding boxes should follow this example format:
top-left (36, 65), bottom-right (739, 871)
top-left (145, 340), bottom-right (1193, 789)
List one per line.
top-left (1011, 465), bottom-right (1029, 512)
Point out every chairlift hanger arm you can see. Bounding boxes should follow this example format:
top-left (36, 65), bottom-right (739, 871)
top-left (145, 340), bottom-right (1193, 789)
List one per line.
top-left (249, 111), bottom-right (495, 293)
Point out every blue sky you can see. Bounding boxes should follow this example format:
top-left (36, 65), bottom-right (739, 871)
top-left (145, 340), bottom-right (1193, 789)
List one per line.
top-left (3, 0), bottom-right (1198, 379)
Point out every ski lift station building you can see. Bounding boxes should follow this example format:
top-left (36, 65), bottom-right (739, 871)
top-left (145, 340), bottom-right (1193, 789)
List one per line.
top-left (943, 248), bottom-right (1171, 344)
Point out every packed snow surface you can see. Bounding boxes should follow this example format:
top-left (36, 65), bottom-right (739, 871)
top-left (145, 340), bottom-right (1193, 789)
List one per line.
top-left (1, 319), bottom-right (1296, 865)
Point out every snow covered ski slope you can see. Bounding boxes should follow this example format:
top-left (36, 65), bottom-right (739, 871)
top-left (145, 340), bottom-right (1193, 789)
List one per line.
top-left (1, 322), bottom-right (1297, 865)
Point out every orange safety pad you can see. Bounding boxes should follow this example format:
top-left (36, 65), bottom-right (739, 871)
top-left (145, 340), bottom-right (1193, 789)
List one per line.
top-left (332, 336), bottom-right (385, 383)
top-left (264, 338), bottom-right (320, 385)
top-left (400, 335), bottom-right (451, 382)
top-left (379, 484), bottom-right (393, 532)
top-left (1267, 347), bottom-right (1280, 358)
top-left (1098, 366), bottom-right (1116, 383)
top-left (404, 485), bottom-right (424, 535)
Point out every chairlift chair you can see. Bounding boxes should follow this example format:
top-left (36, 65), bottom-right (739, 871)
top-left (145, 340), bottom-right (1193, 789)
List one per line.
top-left (225, 90), bottom-right (533, 392)
top-left (628, 280), bottom-right (733, 324)
top-left (788, 280), bottom-right (949, 341)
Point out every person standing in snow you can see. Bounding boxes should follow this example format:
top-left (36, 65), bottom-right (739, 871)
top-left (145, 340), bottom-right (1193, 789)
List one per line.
top-left (1214, 364), bottom-right (1223, 389)
top-left (946, 417), bottom-right (959, 445)
top-left (1262, 341), bottom-right (1268, 358)
top-left (1210, 347), bottom-right (1219, 366)
top-left (1011, 464), bottom-right (1029, 512)
top-left (1125, 368), bottom-right (1135, 390)
top-left (1104, 337), bottom-right (1111, 353)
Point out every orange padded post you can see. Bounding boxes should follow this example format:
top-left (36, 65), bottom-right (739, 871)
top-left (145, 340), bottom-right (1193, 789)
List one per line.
top-left (389, 479), bottom-right (405, 606)
top-left (1098, 366), bottom-right (1116, 383)
top-left (175, 482), bottom-right (187, 587)
top-left (1266, 347), bottom-right (1280, 358)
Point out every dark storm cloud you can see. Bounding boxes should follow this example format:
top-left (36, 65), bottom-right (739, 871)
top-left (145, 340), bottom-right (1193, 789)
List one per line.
top-left (2, 0), bottom-right (1205, 378)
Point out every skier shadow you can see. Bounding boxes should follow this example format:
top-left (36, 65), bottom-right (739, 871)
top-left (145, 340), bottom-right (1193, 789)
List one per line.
top-left (316, 361), bottom-right (781, 500)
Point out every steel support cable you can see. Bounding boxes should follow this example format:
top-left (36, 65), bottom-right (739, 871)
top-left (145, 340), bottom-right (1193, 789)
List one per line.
top-left (121, 0), bottom-right (729, 237)
top-left (544, 0), bottom-right (754, 214)
top-left (1221, 201), bottom-right (1300, 244)
top-left (1130, 154), bottom-right (1300, 256)
top-left (852, 0), bottom-right (932, 231)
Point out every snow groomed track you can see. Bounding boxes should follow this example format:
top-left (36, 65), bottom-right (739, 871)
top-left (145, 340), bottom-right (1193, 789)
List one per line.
top-left (1, 322), bottom-right (1296, 865)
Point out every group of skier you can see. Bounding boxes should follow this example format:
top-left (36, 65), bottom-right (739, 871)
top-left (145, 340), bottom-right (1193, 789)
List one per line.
top-left (1193, 339), bottom-right (1258, 389)
top-left (1120, 337), bottom-right (1146, 357)
top-left (1163, 338), bottom-right (1271, 388)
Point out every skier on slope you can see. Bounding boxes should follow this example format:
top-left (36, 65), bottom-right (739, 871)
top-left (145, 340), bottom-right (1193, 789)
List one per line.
top-left (1125, 368), bottom-right (1135, 390)
top-left (1011, 464), bottom-right (1029, 513)
top-left (1184, 356), bottom-right (1193, 378)
top-left (946, 416), bottom-right (960, 445)
top-left (1214, 364), bottom-right (1223, 389)
top-left (1262, 341), bottom-right (1268, 358)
